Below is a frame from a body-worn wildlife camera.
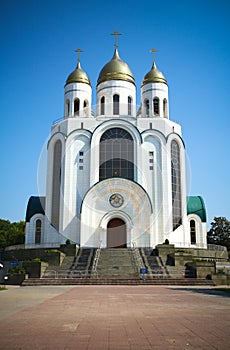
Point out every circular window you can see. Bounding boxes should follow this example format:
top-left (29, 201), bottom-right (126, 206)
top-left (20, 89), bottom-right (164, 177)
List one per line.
top-left (109, 193), bottom-right (124, 208)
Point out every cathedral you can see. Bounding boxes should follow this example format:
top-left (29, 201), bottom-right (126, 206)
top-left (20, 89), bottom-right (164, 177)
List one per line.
top-left (25, 40), bottom-right (207, 249)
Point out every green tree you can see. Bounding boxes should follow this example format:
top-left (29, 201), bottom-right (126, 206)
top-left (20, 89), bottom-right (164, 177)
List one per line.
top-left (207, 217), bottom-right (230, 250)
top-left (0, 219), bottom-right (25, 251)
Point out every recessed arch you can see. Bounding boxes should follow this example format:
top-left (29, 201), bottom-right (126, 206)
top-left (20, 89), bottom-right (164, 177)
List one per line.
top-left (107, 218), bottom-right (127, 248)
top-left (99, 127), bottom-right (134, 181)
top-left (74, 98), bottom-right (80, 115)
top-left (35, 219), bottom-right (42, 244)
top-left (190, 219), bottom-right (196, 244)
top-left (153, 97), bottom-right (159, 115)
top-left (113, 94), bottom-right (119, 115)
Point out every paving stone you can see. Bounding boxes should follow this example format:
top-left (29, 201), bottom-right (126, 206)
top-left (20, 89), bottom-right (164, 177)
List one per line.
top-left (0, 285), bottom-right (229, 349)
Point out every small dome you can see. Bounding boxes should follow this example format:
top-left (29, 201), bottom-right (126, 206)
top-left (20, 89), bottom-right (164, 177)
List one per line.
top-left (65, 61), bottom-right (91, 86)
top-left (97, 49), bottom-right (135, 86)
top-left (142, 62), bottom-right (167, 86)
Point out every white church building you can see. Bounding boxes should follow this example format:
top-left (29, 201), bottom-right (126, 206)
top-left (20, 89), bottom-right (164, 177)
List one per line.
top-left (25, 42), bottom-right (207, 249)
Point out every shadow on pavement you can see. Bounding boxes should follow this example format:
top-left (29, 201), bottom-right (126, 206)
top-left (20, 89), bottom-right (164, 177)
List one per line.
top-left (168, 287), bottom-right (230, 298)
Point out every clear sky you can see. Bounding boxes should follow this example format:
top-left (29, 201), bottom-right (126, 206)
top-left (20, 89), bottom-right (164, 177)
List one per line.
top-left (1, 0), bottom-right (229, 228)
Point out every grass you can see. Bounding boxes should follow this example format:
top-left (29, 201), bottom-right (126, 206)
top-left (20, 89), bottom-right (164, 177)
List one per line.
top-left (0, 286), bottom-right (7, 291)
top-left (214, 288), bottom-right (230, 294)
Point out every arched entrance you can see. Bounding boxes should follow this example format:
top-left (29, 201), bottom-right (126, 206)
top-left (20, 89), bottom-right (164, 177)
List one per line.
top-left (107, 218), bottom-right (127, 248)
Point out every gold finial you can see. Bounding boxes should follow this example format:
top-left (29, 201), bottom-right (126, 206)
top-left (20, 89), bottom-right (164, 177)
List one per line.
top-left (111, 30), bottom-right (122, 48)
top-left (74, 48), bottom-right (83, 63)
top-left (150, 48), bottom-right (158, 63)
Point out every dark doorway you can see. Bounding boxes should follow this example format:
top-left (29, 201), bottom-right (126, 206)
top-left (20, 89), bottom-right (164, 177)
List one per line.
top-left (107, 218), bottom-right (127, 248)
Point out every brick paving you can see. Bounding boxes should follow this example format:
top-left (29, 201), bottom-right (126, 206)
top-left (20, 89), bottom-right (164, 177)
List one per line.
top-left (0, 285), bottom-right (230, 349)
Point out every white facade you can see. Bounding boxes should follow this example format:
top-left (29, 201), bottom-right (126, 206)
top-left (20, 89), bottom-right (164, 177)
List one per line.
top-left (25, 47), bottom-right (207, 249)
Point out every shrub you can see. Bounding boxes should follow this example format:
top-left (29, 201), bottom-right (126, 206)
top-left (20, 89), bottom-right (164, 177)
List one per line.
top-left (8, 266), bottom-right (26, 275)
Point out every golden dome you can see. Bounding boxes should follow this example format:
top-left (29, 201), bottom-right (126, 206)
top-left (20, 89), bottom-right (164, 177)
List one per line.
top-left (142, 62), bottom-right (167, 86)
top-left (65, 61), bottom-right (91, 86)
top-left (97, 49), bottom-right (135, 85)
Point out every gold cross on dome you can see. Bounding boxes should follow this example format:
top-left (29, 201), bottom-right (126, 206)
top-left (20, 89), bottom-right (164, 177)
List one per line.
top-left (74, 48), bottom-right (83, 63)
top-left (111, 30), bottom-right (122, 48)
top-left (150, 48), bottom-right (158, 63)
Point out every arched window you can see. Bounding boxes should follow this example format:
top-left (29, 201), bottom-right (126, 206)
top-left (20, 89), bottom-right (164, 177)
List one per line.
top-left (99, 128), bottom-right (134, 181)
top-left (128, 96), bottom-right (132, 115)
top-left (163, 98), bottom-right (168, 118)
top-left (101, 96), bottom-right (105, 115)
top-left (153, 97), bottom-right (159, 115)
top-left (171, 140), bottom-right (182, 230)
top-left (190, 220), bottom-right (196, 244)
top-left (35, 219), bottom-right (41, 244)
top-left (113, 94), bottom-right (119, 115)
top-left (66, 99), bottom-right (70, 117)
top-left (74, 98), bottom-right (80, 116)
top-left (51, 140), bottom-right (62, 230)
top-left (83, 100), bottom-right (88, 116)
top-left (144, 99), bottom-right (149, 117)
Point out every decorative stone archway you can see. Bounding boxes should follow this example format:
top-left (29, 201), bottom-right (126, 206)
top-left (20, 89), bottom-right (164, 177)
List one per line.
top-left (80, 178), bottom-right (152, 248)
top-left (107, 218), bottom-right (127, 248)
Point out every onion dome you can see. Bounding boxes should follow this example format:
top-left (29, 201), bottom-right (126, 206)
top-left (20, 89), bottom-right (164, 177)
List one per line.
top-left (97, 48), bottom-right (135, 85)
top-left (142, 62), bottom-right (167, 86)
top-left (65, 61), bottom-right (91, 86)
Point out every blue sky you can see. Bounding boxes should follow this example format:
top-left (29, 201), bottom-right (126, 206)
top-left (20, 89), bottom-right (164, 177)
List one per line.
top-left (0, 0), bottom-right (229, 227)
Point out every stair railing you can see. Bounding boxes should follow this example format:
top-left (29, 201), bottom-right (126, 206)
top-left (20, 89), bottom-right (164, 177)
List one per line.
top-left (91, 240), bottom-right (102, 278)
top-left (131, 242), bottom-right (144, 274)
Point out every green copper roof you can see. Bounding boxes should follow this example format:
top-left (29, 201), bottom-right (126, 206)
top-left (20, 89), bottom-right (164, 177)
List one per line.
top-left (187, 196), bottom-right (207, 222)
top-left (26, 196), bottom-right (45, 222)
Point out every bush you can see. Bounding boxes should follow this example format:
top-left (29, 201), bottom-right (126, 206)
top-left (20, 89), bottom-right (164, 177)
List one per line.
top-left (8, 266), bottom-right (26, 275)
top-left (45, 249), bottom-right (61, 253)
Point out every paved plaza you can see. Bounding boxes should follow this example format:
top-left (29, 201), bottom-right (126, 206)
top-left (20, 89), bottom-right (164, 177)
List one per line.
top-left (0, 285), bottom-right (230, 349)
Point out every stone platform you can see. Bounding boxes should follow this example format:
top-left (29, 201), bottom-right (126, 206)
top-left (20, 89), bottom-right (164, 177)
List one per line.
top-left (0, 285), bottom-right (229, 349)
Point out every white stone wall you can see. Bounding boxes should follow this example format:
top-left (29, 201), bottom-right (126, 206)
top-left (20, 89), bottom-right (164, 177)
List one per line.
top-left (64, 82), bottom-right (92, 118)
top-left (96, 80), bottom-right (136, 117)
top-left (141, 82), bottom-right (169, 118)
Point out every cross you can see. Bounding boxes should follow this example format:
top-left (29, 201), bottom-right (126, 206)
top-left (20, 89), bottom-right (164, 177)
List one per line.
top-left (74, 48), bottom-right (83, 63)
top-left (149, 48), bottom-right (158, 63)
top-left (111, 30), bottom-right (122, 48)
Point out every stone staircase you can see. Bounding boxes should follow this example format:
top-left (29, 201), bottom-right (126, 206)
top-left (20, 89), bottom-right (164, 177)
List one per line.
top-left (22, 277), bottom-right (215, 286)
top-left (21, 248), bottom-right (215, 286)
top-left (43, 248), bottom-right (96, 278)
top-left (139, 248), bottom-right (165, 277)
top-left (95, 248), bottom-right (139, 278)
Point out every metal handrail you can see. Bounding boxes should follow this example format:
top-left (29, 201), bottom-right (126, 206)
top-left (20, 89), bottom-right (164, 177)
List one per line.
top-left (42, 269), bottom-right (98, 279)
top-left (131, 242), bottom-right (144, 273)
top-left (91, 241), bottom-right (102, 278)
top-left (42, 270), bottom-right (57, 278)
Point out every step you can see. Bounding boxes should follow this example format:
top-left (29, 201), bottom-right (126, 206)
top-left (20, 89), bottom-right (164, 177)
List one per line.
top-left (22, 277), bottom-right (215, 286)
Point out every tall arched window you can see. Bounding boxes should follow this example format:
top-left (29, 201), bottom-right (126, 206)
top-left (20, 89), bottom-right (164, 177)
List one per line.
top-left (99, 128), bottom-right (134, 181)
top-left (66, 99), bottom-right (70, 117)
top-left (83, 100), bottom-right (88, 116)
top-left (153, 97), bottom-right (159, 115)
top-left (128, 96), bottom-right (132, 115)
top-left (51, 140), bottom-right (62, 230)
top-left (74, 98), bottom-right (80, 115)
top-left (190, 220), bottom-right (196, 244)
top-left (171, 140), bottom-right (182, 230)
top-left (163, 98), bottom-right (168, 118)
top-left (145, 99), bottom-right (149, 117)
top-left (35, 219), bottom-right (41, 244)
top-left (101, 96), bottom-right (105, 115)
top-left (113, 94), bottom-right (119, 115)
